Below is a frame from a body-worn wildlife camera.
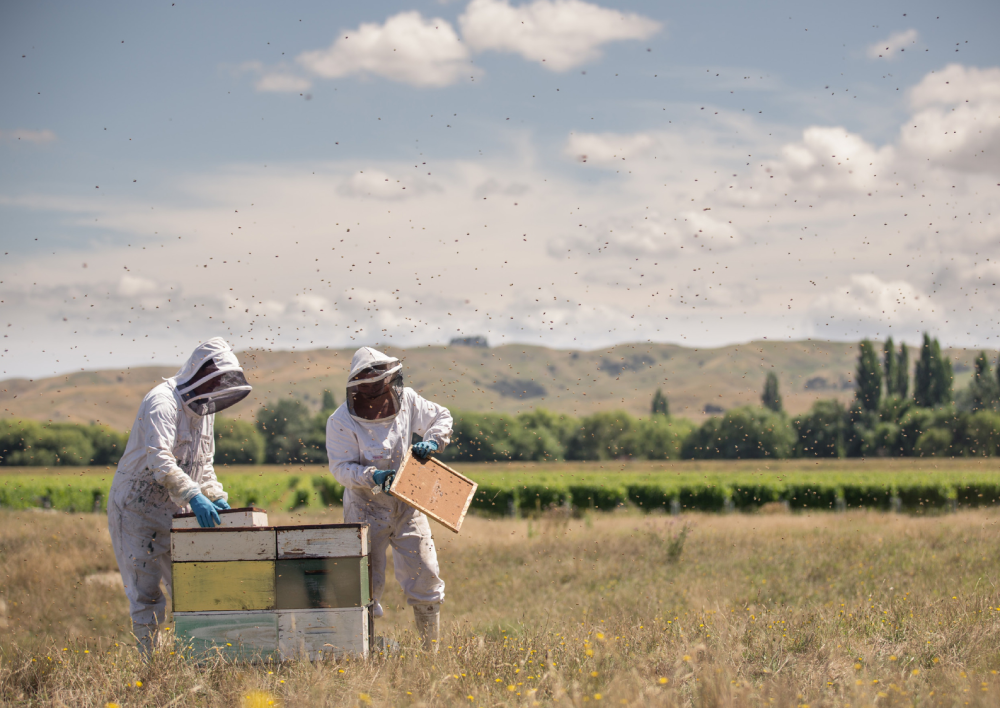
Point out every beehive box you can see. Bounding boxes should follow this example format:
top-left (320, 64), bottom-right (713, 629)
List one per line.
top-left (389, 450), bottom-right (477, 533)
top-left (172, 506), bottom-right (269, 529)
top-left (171, 520), bottom-right (371, 660)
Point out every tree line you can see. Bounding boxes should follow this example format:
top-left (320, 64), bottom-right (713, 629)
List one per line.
top-left (2, 334), bottom-right (999, 466)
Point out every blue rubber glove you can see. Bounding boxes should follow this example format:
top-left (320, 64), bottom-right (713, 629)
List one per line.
top-left (190, 493), bottom-right (221, 528)
top-left (372, 469), bottom-right (395, 492)
top-left (213, 498), bottom-right (231, 510)
top-left (412, 440), bottom-right (438, 459)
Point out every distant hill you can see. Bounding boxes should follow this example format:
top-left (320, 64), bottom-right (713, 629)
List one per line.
top-left (0, 339), bottom-right (983, 431)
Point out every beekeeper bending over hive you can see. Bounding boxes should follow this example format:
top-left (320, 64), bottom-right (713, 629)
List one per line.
top-left (326, 346), bottom-right (452, 651)
top-left (108, 337), bottom-right (252, 655)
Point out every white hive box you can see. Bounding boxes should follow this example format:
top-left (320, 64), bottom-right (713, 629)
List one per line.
top-left (172, 506), bottom-right (269, 529)
top-left (276, 607), bottom-right (370, 660)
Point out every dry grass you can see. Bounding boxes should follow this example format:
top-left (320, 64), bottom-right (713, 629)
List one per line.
top-left (3, 507), bottom-right (1000, 706)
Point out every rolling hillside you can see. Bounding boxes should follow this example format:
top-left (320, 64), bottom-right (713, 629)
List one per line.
top-left (0, 339), bottom-right (983, 430)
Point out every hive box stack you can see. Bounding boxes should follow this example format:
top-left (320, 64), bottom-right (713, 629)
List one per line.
top-left (171, 509), bottom-right (372, 661)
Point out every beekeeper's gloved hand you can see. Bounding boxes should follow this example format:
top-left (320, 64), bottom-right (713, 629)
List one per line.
top-left (190, 494), bottom-right (221, 528)
top-left (412, 441), bottom-right (438, 459)
top-left (372, 469), bottom-right (395, 492)
top-left (213, 498), bottom-right (231, 510)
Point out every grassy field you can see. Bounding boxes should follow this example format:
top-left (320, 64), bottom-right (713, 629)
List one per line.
top-left (3, 505), bottom-right (1000, 706)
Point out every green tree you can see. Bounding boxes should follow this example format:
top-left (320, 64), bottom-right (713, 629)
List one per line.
top-left (896, 342), bottom-right (910, 398)
top-left (964, 410), bottom-right (1000, 456)
top-left (884, 337), bottom-right (898, 396)
top-left (566, 411), bottom-right (635, 461)
top-left (856, 339), bottom-right (883, 412)
top-left (914, 333), bottom-right (953, 407)
top-left (792, 399), bottom-right (846, 457)
top-left (651, 388), bottom-right (669, 416)
top-left (619, 416), bottom-right (694, 460)
top-left (970, 352), bottom-right (999, 412)
top-left (255, 398), bottom-right (326, 464)
top-left (761, 372), bottom-right (783, 413)
top-left (215, 418), bottom-right (266, 465)
top-left (321, 389), bottom-right (338, 413)
top-left (682, 407), bottom-right (794, 460)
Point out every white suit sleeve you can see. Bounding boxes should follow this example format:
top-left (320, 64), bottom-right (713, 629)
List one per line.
top-left (408, 389), bottom-right (453, 450)
top-left (197, 415), bottom-right (228, 502)
top-left (144, 398), bottom-right (202, 507)
top-left (326, 414), bottom-right (376, 489)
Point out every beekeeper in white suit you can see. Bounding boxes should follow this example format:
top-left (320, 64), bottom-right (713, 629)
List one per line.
top-left (326, 346), bottom-right (453, 651)
top-left (107, 337), bottom-right (252, 655)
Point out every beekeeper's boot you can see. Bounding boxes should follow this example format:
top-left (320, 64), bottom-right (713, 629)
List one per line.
top-left (133, 622), bottom-right (158, 659)
top-left (413, 603), bottom-right (440, 653)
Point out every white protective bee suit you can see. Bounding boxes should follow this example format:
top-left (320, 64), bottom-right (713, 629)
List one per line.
top-left (107, 338), bottom-right (251, 652)
top-left (325, 347), bottom-right (453, 649)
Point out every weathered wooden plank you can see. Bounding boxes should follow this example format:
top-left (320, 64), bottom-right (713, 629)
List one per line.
top-left (275, 558), bottom-right (370, 610)
top-left (275, 524), bottom-right (368, 559)
top-left (171, 528), bottom-right (276, 562)
top-left (174, 611), bottom-right (278, 661)
top-left (172, 561), bottom-right (275, 612)
top-left (277, 607), bottom-right (369, 660)
top-left (172, 507), bottom-right (269, 529)
top-left (389, 450), bottom-right (477, 533)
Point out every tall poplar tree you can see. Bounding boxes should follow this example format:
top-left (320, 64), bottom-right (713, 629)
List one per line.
top-left (896, 343), bottom-right (910, 398)
top-left (914, 333), bottom-right (953, 407)
top-left (651, 388), bottom-right (669, 416)
top-left (884, 337), bottom-right (898, 396)
top-left (762, 372), bottom-right (783, 413)
top-left (856, 339), bottom-right (882, 412)
top-left (971, 352), bottom-right (999, 412)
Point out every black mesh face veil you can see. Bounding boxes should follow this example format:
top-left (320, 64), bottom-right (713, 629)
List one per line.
top-left (346, 363), bottom-right (403, 421)
top-left (177, 358), bottom-right (252, 416)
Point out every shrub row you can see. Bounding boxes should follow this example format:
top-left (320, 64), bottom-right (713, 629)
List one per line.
top-left (4, 473), bottom-right (999, 516)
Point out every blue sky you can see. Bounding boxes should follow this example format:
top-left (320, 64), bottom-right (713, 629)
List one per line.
top-left (1, 0), bottom-right (998, 377)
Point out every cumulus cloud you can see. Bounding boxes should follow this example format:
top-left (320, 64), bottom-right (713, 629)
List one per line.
top-left (550, 209), bottom-right (740, 260)
top-left (235, 61), bottom-right (312, 93)
top-left (900, 64), bottom-right (1000, 173)
top-left (867, 28), bottom-right (919, 60)
top-left (764, 127), bottom-right (893, 198)
top-left (297, 12), bottom-right (470, 87)
top-left (459, 0), bottom-right (660, 71)
top-left (0, 128), bottom-right (57, 144)
top-left (256, 71), bottom-right (312, 93)
top-left (564, 131), bottom-right (656, 165)
top-left (337, 169), bottom-right (443, 200)
top-left (809, 274), bottom-right (941, 339)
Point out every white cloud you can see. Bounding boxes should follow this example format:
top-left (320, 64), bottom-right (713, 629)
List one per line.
top-left (909, 63), bottom-right (1000, 108)
top-left (901, 64), bottom-right (1000, 173)
top-left (337, 169), bottom-right (443, 200)
top-left (236, 61), bottom-right (312, 93)
top-left (459, 0), bottom-right (660, 71)
top-left (809, 274), bottom-right (941, 339)
top-left (297, 12), bottom-right (470, 87)
top-left (550, 208), bottom-right (740, 261)
top-left (0, 128), bottom-right (57, 144)
top-left (117, 275), bottom-right (164, 298)
top-left (256, 71), bottom-right (312, 93)
top-left (563, 131), bottom-right (656, 165)
top-left (867, 28), bottom-right (919, 60)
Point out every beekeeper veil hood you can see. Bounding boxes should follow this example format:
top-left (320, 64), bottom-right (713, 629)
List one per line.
top-left (346, 346), bottom-right (403, 423)
top-left (171, 337), bottom-right (252, 416)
